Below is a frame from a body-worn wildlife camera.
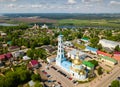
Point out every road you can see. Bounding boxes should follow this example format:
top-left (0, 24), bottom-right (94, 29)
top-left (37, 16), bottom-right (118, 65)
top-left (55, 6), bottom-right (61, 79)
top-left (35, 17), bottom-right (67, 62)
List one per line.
top-left (94, 65), bottom-right (120, 87)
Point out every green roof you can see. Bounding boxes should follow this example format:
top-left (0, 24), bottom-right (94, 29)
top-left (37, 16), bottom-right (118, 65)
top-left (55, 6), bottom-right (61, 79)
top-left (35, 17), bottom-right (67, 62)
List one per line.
top-left (81, 37), bottom-right (89, 41)
top-left (7, 41), bottom-right (12, 45)
top-left (100, 56), bottom-right (117, 63)
top-left (82, 61), bottom-right (94, 68)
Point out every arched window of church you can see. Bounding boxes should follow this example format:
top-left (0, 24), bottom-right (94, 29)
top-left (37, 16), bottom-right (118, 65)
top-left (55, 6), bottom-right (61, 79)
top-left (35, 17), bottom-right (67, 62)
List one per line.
top-left (58, 55), bottom-right (60, 58)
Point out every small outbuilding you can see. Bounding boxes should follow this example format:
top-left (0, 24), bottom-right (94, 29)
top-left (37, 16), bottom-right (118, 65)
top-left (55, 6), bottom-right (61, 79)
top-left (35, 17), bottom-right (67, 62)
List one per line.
top-left (85, 46), bottom-right (98, 54)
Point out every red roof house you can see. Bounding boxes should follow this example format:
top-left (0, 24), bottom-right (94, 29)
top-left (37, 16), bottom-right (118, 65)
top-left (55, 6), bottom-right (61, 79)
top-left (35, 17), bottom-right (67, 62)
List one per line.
top-left (97, 51), bottom-right (112, 57)
top-left (0, 54), bottom-right (5, 60)
top-left (114, 52), bottom-right (120, 56)
top-left (113, 55), bottom-right (120, 61)
top-left (29, 60), bottom-right (39, 68)
top-left (5, 53), bottom-right (12, 59)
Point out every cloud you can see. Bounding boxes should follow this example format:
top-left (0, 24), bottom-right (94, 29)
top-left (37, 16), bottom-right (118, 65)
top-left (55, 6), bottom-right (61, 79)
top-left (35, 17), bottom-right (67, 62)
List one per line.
top-left (82, 0), bottom-right (103, 3)
top-left (7, 4), bottom-right (15, 8)
top-left (109, 1), bottom-right (120, 5)
top-left (0, 0), bottom-right (16, 2)
top-left (68, 0), bottom-right (76, 4)
top-left (31, 4), bottom-right (42, 8)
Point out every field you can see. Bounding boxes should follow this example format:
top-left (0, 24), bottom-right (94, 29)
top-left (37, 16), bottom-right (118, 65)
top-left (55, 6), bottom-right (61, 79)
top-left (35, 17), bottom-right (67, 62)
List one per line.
top-left (0, 13), bottom-right (120, 28)
top-left (58, 19), bottom-right (120, 28)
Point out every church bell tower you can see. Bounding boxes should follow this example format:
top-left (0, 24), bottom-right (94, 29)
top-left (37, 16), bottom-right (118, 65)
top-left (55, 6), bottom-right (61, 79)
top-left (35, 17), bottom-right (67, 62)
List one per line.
top-left (56, 34), bottom-right (66, 66)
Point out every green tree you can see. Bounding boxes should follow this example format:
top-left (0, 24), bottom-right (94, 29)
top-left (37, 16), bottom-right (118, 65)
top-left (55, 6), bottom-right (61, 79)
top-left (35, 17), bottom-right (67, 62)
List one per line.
top-left (89, 60), bottom-right (98, 68)
top-left (97, 67), bottom-right (103, 75)
top-left (97, 44), bottom-right (102, 50)
top-left (114, 45), bottom-right (120, 51)
top-left (35, 81), bottom-right (43, 87)
top-left (111, 80), bottom-right (120, 87)
top-left (26, 50), bottom-right (34, 58)
top-left (31, 74), bottom-right (41, 81)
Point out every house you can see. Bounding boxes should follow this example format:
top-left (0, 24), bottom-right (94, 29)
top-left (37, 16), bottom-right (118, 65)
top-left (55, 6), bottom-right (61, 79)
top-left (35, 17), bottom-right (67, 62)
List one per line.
top-left (81, 37), bottom-right (89, 43)
top-left (8, 46), bottom-right (20, 52)
top-left (67, 49), bottom-right (87, 59)
top-left (47, 55), bottom-right (56, 63)
top-left (41, 24), bottom-right (48, 29)
top-left (29, 24), bottom-right (40, 29)
top-left (100, 56), bottom-right (117, 65)
top-left (7, 41), bottom-right (12, 45)
top-left (82, 61), bottom-right (94, 70)
top-left (113, 55), bottom-right (120, 61)
top-left (12, 50), bottom-right (25, 58)
top-left (64, 41), bottom-right (73, 47)
top-left (5, 53), bottom-right (12, 59)
top-left (28, 80), bottom-right (35, 87)
top-left (28, 60), bottom-right (39, 69)
top-left (113, 52), bottom-right (120, 61)
top-left (41, 45), bottom-right (56, 54)
top-left (0, 54), bottom-right (5, 60)
top-left (99, 39), bottom-right (120, 50)
top-left (23, 56), bottom-right (30, 61)
top-left (85, 46), bottom-right (98, 54)
top-left (114, 52), bottom-right (120, 56)
top-left (97, 51), bottom-right (112, 57)
top-left (0, 32), bottom-right (7, 37)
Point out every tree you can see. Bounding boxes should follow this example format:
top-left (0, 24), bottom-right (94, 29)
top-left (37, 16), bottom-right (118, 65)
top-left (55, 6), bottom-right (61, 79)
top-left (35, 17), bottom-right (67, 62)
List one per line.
top-left (31, 74), bottom-right (41, 81)
top-left (0, 66), bottom-right (31, 87)
top-left (90, 37), bottom-right (99, 48)
top-left (26, 50), bottom-right (34, 58)
top-left (114, 45), bottom-right (120, 51)
top-left (111, 80), bottom-right (120, 87)
top-left (97, 44), bottom-right (102, 50)
top-left (97, 67), bottom-right (103, 75)
top-left (34, 81), bottom-right (43, 87)
top-left (89, 60), bottom-right (98, 68)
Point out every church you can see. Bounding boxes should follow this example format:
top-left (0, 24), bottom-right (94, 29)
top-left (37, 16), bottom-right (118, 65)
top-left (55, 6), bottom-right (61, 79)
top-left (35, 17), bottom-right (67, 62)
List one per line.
top-left (56, 34), bottom-right (88, 81)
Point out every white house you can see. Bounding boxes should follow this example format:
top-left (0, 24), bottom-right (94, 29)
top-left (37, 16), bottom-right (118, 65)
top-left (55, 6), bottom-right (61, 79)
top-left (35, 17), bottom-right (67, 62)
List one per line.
top-left (67, 49), bottom-right (87, 59)
top-left (99, 39), bottom-right (120, 50)
top-left (23, 56), bottom-right (30, 60)
top-left (64, 41), bottom-right (73, 47)
top-left (41, 24), bottom-right (48, 29)
top-left (47, 55), bottom-right (56, 63)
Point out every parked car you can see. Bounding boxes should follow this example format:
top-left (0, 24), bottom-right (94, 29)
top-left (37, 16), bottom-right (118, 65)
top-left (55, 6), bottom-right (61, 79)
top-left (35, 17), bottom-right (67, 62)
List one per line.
top-left (117, 77), bottom-right (120, 80)
top-left (51, 66), bottom-right (57, 70)
top-left (58, 82), bottom-right (61, 85)
top-left (66, 76), bottom-right (72, 80)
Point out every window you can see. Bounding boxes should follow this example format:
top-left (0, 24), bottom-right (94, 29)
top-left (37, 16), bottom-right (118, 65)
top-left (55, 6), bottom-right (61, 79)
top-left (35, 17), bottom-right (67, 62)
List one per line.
top-left (58, 55), bottom-right (60, 58)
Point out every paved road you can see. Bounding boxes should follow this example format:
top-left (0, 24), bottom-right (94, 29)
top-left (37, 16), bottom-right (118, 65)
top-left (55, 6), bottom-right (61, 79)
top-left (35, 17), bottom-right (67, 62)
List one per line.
top-left (94, 65), bottom-right (120, 87)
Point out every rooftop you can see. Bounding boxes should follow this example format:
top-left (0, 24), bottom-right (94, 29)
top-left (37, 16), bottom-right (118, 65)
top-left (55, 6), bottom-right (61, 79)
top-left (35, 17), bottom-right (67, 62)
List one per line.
top-left (113, 55), bottom-right (120, 61)
top-left (30, 60), bottom-right (39, 66)
top-left (47, 55), bottom-right (56, 60)
top-left (81, 37), bottom-right (89, 41)
top-left (86, 46), bottom-right (98, 52)
top-left (97, 51), bottom-right (112, 57)
top-left (5, 53), bottom-right (12, 58)
top-left (0, 54), bottom-right (5, 60)
top-left (68, 49), bottom-right (85, 56)
top-left (82, 61), bottom-right (94, 68)
top-left (100, 56), bottom-right (117, 63)
top-left (100, 39), bottom-right (120, 45)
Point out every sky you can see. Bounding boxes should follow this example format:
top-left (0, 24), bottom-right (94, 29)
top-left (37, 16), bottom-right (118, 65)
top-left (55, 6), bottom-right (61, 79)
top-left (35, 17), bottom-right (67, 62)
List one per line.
top-left (0, 0), bottom-right (120, 13)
